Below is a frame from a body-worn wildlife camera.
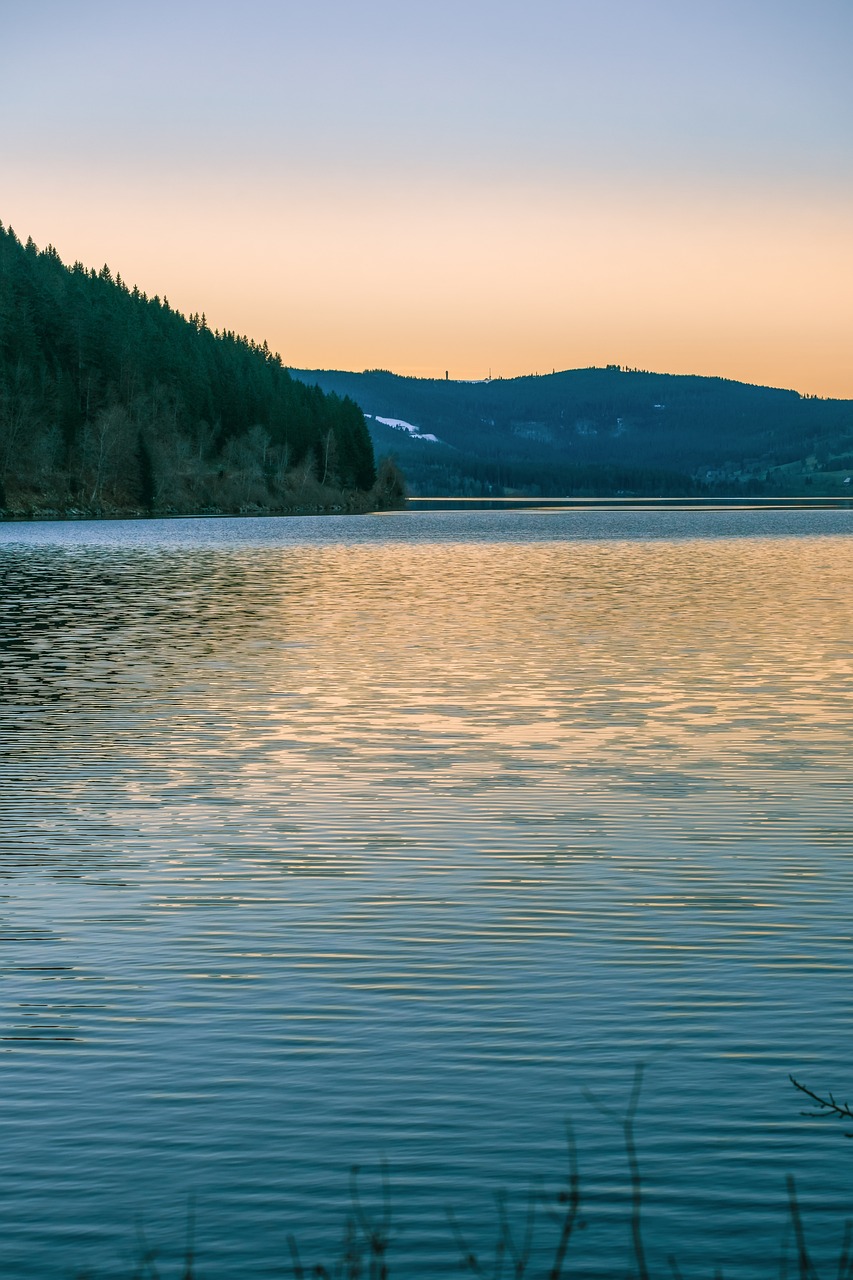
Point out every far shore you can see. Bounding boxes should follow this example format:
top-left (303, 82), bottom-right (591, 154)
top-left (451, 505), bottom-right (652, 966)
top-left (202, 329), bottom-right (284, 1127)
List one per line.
top-left (2, 494), bottom-right (852, 523)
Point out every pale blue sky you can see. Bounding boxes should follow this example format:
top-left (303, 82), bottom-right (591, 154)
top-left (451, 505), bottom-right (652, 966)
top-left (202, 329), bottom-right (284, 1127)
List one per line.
top-left (3, 1), bottom-right (852, 391)
top-left (6, 0), bottom-right (851, 180)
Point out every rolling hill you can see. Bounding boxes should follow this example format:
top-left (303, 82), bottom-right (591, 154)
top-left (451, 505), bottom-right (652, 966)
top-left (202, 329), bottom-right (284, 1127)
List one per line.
top-left (291, 366), bottom-right (853, 497)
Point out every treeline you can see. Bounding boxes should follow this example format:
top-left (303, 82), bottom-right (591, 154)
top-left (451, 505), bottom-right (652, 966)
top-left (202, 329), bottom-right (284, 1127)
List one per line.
top-left (294, 367), bottom-right (853, 497)
top-left (0, 223), bottom-right (389, 516)
top-left (395, 452), bottom-right (705, 498)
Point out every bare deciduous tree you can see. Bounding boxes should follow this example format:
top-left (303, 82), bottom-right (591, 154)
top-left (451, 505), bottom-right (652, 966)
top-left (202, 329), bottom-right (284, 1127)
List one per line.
top-left (84, 404), bottom-right (132, 503)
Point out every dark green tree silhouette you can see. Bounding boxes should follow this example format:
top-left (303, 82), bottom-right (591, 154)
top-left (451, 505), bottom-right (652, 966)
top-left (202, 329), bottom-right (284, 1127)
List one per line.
top-left (135, 432), bottom-right (156, 511)
top-left (0, 221), bottom-right (383, 513)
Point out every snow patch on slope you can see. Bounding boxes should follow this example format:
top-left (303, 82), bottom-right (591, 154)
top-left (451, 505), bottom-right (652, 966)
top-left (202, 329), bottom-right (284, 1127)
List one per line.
top-left (366, 414), bottom-right (441, 443)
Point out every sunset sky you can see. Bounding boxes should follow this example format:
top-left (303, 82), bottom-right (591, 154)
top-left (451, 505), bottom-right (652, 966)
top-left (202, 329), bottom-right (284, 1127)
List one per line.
top-left (3, 0), bottom-right (852, 395)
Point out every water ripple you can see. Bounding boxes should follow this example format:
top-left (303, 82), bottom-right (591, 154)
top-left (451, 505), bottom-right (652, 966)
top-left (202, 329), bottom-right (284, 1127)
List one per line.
top-left (0, 510), bottom-right (852, 1277)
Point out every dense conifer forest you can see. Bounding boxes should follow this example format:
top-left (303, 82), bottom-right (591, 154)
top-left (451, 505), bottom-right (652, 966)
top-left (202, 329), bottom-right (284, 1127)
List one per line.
top-left (0, 223), bottom-right (392, 517)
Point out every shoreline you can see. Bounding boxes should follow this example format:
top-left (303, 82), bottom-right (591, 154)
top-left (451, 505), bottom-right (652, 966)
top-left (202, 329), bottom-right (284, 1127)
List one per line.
top-left (3, 495), bottom-right (852, 523)
top-left (3, 494), bottom-right (845, 524)
top-left (0, 500), bottom-right (405, 524)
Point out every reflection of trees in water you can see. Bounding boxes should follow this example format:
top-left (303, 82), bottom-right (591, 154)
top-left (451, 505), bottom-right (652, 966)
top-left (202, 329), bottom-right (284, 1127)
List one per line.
top-left (0, 548), bottom-right (282, 710)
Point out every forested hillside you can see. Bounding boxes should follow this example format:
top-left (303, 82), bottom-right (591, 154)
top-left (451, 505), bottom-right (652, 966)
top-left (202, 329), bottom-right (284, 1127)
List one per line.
top-left (0, 224), bottom-right (382, 517)
top-left (293, 367), bottom-right (853, 497)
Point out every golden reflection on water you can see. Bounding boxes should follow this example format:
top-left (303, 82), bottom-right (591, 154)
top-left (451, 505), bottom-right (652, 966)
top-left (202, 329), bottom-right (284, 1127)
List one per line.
top-left (2, 531), bottom-right (852, 898)
top-left (184, 536), bottom-right (853, 818)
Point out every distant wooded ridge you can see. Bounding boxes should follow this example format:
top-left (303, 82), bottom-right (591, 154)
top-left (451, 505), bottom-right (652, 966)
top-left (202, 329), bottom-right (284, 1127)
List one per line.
top-left (291, 367), bottom-right (853, 498)
top-left (0, 223), bottom-right (405, 518)
top-left (4, 215), bottom-right (849, 513)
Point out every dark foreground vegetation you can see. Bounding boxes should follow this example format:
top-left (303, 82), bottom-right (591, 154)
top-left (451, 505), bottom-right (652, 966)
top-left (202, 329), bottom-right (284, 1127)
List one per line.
top-left (68, 1073), bottom-right (852, 1280)
top-left (294, 367), bottom-right (853, 499)
top-left (73, 1169), bottom-right (853, 1280)
top-left (0, 223), bottom-right (406, 518)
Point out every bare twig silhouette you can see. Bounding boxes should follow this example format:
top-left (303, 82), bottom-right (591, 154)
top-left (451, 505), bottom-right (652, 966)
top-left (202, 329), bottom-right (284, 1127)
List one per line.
top-left (350, 1160), bottom-right (392, 1280)
top-left (837, 1220), bottom-right (853, 1280)
top-left (267, 1070), bottom-right (853, 1280)
top-left (584, 1063), bottom-right (648, 1280)
top-left (132, 1219), bottom-right (161, 1280)
top-left (447, 1120), bottom-right (580, 1280)
top-left (547, 1120), bottom-right (581, 1280)
top-left (285, 1233), bottom-right (305, 1280)
top-left (447, 1203), bottom-right (507, 1279)
top-left (787, 1175), bottom-right (820, 1280)
top-left (496, 1185), bottom-right (537, 1279)
top-left (791, 1076), bottom-right (853, 1136)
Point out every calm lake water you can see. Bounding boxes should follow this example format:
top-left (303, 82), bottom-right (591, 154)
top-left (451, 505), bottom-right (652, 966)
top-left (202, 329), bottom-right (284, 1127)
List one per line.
top-left (1, 508), bottom-right (852, 1278)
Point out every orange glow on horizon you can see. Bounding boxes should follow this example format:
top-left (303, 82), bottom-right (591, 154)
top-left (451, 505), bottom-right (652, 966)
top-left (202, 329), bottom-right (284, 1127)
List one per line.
top-left (4, 166), bottom-right (852, 399)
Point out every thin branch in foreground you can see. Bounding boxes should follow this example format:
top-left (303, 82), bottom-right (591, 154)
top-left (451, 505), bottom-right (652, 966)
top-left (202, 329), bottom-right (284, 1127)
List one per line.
top-left (496, 1185), bottom-right (537, 1279)
top-left (548, 1120), bottom-right (580, 1280)
top-left (790, 1076), bottom-right (853, 1137)
top-left (350, 1160), bottom-right (392, 1280)
top-left (787, 1175), bottom-right (820, 1280)
top-left (132, 1219), bottom-right (161, 1280)
top-left (585, 1063), bottom-right (648, 1280)
top-left (837, 1220), bottom-right (853, 1280)
top-left (285, 1233), bottom-right (305, 1280)
top-left (447, 1205), bottom-right (506, 1279)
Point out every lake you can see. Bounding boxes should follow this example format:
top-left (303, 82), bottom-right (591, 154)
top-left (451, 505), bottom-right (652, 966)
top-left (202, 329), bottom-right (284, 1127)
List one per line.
top-left (1, 508), bottom-right (852, 1277)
